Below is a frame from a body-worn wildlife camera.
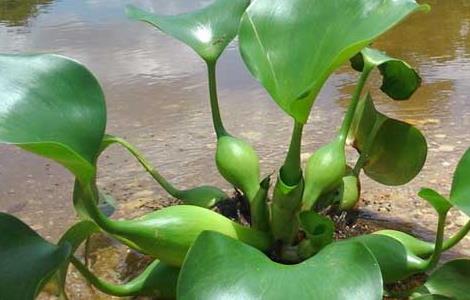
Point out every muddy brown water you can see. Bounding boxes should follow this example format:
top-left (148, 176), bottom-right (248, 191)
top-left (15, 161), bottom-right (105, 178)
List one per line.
top-left (0, 0), bottom-right (470, 299)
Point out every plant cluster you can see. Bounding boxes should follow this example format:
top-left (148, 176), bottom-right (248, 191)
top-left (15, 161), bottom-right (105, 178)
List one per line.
top-left (1, 0), bottom-right (470, 299)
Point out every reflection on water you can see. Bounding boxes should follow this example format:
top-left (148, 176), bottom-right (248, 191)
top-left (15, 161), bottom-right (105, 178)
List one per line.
top-left (0, 0), bottom-right (469, 257)
top-left (0, 0), bottom-right (54, 27)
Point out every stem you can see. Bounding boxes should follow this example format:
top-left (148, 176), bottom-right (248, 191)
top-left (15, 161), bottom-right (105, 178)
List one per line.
top-left (207, 61), bottom-right (227, 138)
top-left (70, 256), bottom-right (156, 297)
top-left (338, 65), bottom-right (373, 145)
top-left (426, 212), bottom-right (448, 270)
top-left (281, 121), bottom-right (304, 186)
top-left (443, 219), bottom-right (470, 251)
top-left (103, 136), bottom-right (180, 197)
top-left (352, 117), bottom-right (385, 176)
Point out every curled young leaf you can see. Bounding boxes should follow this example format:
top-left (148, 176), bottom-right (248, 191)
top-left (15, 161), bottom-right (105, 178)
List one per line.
top-left (178, 231), bottom-right (383, 300)
top-left (239, 0), bottom-right (428, 123)
top-left (351, 47), bottom-right (421, 100)
top-left (0, 54), bottom-right (106, 182)
top-left (450, 148), bottom-right (470, 217)
top-left (0, 213), bottom-right (72, 300)
top-left (418, 188), bottom-right (452, 216)
top-left (126, 0), bottom-right (250, 62)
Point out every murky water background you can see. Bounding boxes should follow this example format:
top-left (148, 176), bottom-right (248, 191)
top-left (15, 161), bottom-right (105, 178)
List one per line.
top-left (0, 0), bottom-right (470, 298)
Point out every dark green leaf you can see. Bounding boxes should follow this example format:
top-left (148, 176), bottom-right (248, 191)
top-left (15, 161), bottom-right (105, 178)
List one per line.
top-left (126, 0), bottom-right (250, 62)
top-left (353, 234), bottom-right (425, 283)
top-left (349, 94), bottom-right (427, 185)
top-left (450, 148), bottom-right (470, 217)
top-left (239, 0), bottom-right (428, 123)
top-left (0, 54), bottom-right (106, 181)
top-left (0, 213), bottom-right (71, 300)
top-left (178, 231), bottom-right (383, 299)
top-left (351, 47), bottom-right (421, 100)
top-left (416, 259), bottom-right (470, 300)
top-left (418, 188), bottom-right (452, 216)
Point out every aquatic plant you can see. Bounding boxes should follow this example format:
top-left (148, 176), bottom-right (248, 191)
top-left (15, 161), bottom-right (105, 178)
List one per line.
top-left (1, 0), bottom-right (469, 299)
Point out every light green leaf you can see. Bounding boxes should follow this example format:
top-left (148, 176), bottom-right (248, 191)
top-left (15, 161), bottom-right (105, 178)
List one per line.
top-left (0, 54), bottom-right (106, 181)
top-left (349, 94), bottom-right (427, 185)
top-left (239, 0), bottom-right (428, 123)
top-left (418, 188), bottom-right (452, 216)
top-left (415, 259), bottom-right (470, 299)
top-left (0, 213), bottom-right (71, 300)
top-left (126, 0), bottom-right (250, 62)
top-left (351, 47), bottom-right (421, 100)
top-left (178, 231), bottom-right (383, 300)
top-left (450, 148), bottom-right (470, 217)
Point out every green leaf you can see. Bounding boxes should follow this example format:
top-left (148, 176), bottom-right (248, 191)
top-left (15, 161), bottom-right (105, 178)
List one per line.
top-left (126, 0), bottom-right (250, 62)
top-left (351, 47), bottom-right (421, 100)
top-left (412, 295), bottom-right (453, 300)
top-left (416, 259), bottom-right (470, 299)
top-left (418, 188), bottom-right (452, 216)
top-left (297, 211), bottom-right (335, 258)
top-left (0, 54), bottom-right (106, 181)
top-left (178, 231), bottom-right (383, 300)
top-left (238, 0), bottom-right (428, 123)
top-left (352, 234), bottom-right (425, 283)
top-left (450, 148), bottom-right (470, 217)
top-left (0, 213), bottom-right (71, 300)
top-left (349, 94), bottom-right (427, 185)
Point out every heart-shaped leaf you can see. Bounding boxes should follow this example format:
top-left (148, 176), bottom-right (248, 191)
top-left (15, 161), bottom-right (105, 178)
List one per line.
top-left (373, 230), bottom-right (434, 257)
top-left (450, 148), bottom-right (470, 217)
top-left (350, 47), bottom-right (421, 100)
top-left (0, 54), bottom-right (106, 181)
top-left (414, 259), bottom-right (470, 299)
top-left (418, 188), bottom-right (452, 216)
top-left (0, 213), bottom-right (71, 300)
top-left (349, 94), bottom-right (427, 185)
top-left (239, 0), bottom-right (428, 123)
top-left (178, 231), bottom-right (383, 299)
top-left (126, 0), bottom-right (250, 62)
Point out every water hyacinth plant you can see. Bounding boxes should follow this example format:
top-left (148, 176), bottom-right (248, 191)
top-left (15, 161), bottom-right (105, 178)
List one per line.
top-left (1, 0), bottom-right (470, 299)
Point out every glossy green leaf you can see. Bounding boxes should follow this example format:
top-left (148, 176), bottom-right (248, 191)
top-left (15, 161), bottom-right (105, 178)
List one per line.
top-left (349, 94), bottom-right (427, 185)
top-left (178, 231), bottom-right (383, 300)
top-left (418, 188), bottom-right (452, 216)
top-left (239, 0), bottom-right (428, 123)
top-left (126, 0), bottom-right (250, 62)
top-left (0, 54), bottom-right (106, 181)
top-left (450, 148), bottom-right (470, 217)
top-left (352, 234), bottom-right (425, 283)
top-left (351, 47), bottom-right (421, 100)
top-left (0, 213), bottom-right (71, 300)
top-left (415, 259), bottom-right (470, 299)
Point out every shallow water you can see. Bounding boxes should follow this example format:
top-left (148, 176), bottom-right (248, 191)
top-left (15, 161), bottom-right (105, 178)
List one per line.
top-left (0, 0), bottom-right (470, 297)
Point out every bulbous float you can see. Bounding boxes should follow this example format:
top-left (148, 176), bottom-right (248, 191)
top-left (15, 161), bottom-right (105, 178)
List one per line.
top-left (176, 185), bottom-right (228, 208)
top-left (106, 205), bottom-right (271, 267)
top-left (216, 135), bottom-right (260, 201)
top-left (302, 137), bottom-right (346, 210)
top-left (338, 175), bottom-right (361, 210)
